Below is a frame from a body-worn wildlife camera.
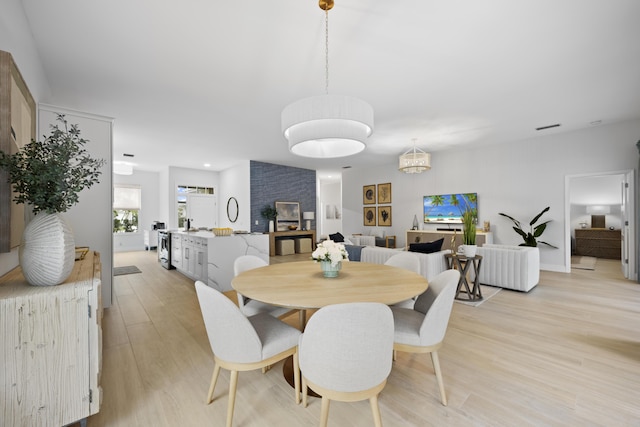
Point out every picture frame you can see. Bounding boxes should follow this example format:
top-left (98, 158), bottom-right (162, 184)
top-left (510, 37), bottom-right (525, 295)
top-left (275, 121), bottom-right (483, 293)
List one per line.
top-left (378, 206), bottom-right (392, 227)
top-left (363, 207), bottom-right (376, 226)
top-left (275, 201), bottom-right (301, 231)
top-left (377, 183), bottom-right (392, 204)
top-left (363, 184), bottom-right (376, 205)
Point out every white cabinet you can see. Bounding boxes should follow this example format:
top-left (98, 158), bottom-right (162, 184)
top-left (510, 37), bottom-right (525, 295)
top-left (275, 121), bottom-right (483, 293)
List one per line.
top-left (144, 230), bottom-right (158, 250)
top-left (171, 234), bottom-right (183, 269)
top-left (177, 234), bottom-right (208, 283)
top-left (0, 252), bottom-right (102, 426)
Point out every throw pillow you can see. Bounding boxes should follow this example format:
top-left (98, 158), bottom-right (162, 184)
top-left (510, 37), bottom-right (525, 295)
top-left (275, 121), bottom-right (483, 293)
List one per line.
top-left (329, 232), bottom-right (345, 243)
top-left (409, 238), bottom-right (444, 254)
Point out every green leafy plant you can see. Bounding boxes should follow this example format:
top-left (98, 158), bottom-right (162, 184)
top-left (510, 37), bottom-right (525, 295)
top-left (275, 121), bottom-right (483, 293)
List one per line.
top-left (499, 206), bottom-right (557, 248)
top-left (0, 114), bottom-right (106, 214)
top-left (260, 205), bottom-right (278, 221)
top-left (462, 209), bottom-right (476, 245)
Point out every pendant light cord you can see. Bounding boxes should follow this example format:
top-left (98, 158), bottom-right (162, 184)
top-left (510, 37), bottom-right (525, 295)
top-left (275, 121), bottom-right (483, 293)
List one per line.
top-left (325, 8), bottom-right (330, 95)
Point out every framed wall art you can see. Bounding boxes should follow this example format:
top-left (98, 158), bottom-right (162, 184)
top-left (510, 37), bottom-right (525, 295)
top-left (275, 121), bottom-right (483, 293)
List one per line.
top-left (363, 184), bottom-right (376, 205)
top-left (378, 206), bottom-right (392, 227)
top-left (275, 201), bottom-right (300, 231)
top-left (377, 183), bottom-right (391, 204)
top-left (363, 207), bottom-right (376, 226)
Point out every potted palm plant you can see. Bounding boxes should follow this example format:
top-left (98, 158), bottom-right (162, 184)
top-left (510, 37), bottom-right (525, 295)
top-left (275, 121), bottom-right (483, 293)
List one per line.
top-left (461, 209), bottom-right (477, 257)
top-left (0, 114), bottom-right (105, 285)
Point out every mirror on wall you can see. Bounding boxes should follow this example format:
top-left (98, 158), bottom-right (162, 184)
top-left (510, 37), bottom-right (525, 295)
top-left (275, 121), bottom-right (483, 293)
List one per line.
top-left (227, 197), bottom-right (239, 223)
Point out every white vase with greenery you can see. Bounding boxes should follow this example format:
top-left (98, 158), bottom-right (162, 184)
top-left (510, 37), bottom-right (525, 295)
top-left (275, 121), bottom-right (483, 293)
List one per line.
top-left (0, 114), bottom-right (105, 286)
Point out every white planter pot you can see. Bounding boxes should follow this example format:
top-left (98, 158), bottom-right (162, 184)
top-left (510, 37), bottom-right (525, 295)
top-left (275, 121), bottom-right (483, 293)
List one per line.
top-left (463, 244), bottom-right (478, 257)
top-left (269, 220), bottom-right (275, 233)
top-left (19, 213), bottom-right (75, 286)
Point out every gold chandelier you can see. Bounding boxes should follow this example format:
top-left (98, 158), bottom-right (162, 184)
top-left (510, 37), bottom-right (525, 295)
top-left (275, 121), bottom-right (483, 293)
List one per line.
top-left (282, 0), bottom-right (374, 158)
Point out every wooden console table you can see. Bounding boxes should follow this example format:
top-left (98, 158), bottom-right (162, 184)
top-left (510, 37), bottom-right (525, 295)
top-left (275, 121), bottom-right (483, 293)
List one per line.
top-left (269, 230), bottom-right (316, 256)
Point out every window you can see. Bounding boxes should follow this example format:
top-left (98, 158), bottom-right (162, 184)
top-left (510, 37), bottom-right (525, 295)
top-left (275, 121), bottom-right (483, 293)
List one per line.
top-left (177, 185), bottom-right (214, 228)
top-left (113, 185), bottom-right (141, 233)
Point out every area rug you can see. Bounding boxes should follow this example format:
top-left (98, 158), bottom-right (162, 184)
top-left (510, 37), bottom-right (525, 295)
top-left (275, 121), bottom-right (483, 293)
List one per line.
top-left (454, 285), bottom-right (501, 307)
top-left (113, 265), bottom-right (142, 276)
top-left (571, 256), bottom-right (596, 270)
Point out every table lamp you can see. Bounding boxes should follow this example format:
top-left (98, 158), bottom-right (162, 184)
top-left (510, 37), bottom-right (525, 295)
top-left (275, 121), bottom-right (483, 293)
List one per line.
top-left (303, 211), bottom-right (315, 231)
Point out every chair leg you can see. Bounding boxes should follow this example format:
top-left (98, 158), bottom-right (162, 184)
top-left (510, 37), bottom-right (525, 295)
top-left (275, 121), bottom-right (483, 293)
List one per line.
top-left (431, 351), bottom-right (447, 406)
top-left (302, 377), bottom-right (308, 408)
top-left (206, 363), bottom-right (221, 404)
top-left (226, 370), bottom-right (239, 427)
top-left (293, 351), bottom-right (301, 404)
top-left (370, 394), bottom-right (383, 427)
top-left (320, 396), bottom-right (331, 427)
top-left (393, 350), bottom-right (397, 361)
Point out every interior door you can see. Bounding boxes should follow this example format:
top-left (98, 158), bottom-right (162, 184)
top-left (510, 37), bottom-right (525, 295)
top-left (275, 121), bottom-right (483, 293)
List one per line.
top-left (621, 170), bottom-right (635, 280)
top-left (187, 193), bottom-right (218, 229)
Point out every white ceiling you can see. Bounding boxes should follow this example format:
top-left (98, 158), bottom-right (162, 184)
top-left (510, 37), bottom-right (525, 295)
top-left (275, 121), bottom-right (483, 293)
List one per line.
top-left (20, 0), bottom-right (640, 176)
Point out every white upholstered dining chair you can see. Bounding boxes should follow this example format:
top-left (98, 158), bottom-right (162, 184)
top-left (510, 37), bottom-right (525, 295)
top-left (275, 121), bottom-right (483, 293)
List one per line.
top-left (233, 255), bottom-right (298, 319)
top-left (384, 252), bottom-right (422, 309)
top-left (298, 302), bottom-right (394, 427)
top-left (391, 269), bottom-right (460, 406)
top-left (194, 281), bottom-right (301, 427)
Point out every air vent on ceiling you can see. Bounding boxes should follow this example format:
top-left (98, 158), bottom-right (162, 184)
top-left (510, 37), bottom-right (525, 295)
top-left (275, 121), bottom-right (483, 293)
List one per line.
top-left (123, 153), bottom-right (135, 157)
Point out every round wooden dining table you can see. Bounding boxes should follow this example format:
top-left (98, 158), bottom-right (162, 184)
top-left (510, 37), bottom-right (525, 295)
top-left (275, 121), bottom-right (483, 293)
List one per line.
top-left (231, 260), bottom-right (429, 310)
top-left (232, 259), bottom-right (429, 396)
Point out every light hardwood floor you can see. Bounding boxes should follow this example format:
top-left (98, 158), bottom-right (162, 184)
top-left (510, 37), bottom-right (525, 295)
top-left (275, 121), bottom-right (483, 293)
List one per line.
top-left (80, 251), bottom-right (640, 426)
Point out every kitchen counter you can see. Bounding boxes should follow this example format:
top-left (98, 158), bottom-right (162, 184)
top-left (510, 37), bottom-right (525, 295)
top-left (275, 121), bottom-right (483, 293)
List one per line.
top-left (170, 231), bottom-right (269, 291)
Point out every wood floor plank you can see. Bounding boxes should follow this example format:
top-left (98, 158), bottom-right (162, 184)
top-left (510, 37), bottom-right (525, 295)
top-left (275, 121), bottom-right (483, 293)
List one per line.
top-left (80, 251), bottom-right (640, 427)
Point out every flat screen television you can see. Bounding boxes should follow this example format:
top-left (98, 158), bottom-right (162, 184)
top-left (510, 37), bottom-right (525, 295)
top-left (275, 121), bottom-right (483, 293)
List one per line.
top-left (423, 193), bottom-right (477, 224)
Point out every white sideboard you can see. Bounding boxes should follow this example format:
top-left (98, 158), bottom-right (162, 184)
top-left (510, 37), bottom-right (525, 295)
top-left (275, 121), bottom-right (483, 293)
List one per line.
top-left (0, 251), bottom-right (102, 426)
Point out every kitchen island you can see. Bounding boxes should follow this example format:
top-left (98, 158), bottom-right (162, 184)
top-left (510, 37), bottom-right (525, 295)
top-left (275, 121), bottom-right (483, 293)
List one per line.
top-left (170, 231), bottom-right (269, 291)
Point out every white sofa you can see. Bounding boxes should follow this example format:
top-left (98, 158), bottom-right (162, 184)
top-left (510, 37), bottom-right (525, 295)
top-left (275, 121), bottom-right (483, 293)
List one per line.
top-left (360, 246), bottom-right (451, 281)
top-left (475, 244), bottom-right (540, 292)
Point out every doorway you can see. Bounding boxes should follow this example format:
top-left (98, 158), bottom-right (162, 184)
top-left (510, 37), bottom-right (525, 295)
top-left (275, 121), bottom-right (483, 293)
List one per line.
top-left (565, 170), bottom-right (635, 280)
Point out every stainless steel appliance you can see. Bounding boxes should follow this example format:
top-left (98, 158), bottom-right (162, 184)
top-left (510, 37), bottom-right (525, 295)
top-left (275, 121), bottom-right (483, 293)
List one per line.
top-left (158, 230), bottom-right (173, 269)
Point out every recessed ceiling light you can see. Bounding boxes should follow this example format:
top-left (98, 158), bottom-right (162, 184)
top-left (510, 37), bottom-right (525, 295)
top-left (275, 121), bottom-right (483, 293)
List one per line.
top-left (204, 163), bottom-right (211, 167)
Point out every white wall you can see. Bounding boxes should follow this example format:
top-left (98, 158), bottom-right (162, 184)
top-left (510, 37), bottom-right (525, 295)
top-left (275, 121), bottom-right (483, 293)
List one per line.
top-left (39, 105), bottom-right (114, 307)
top-left (219, 160), bottom-right (250, 230)
top-left (319, 180), bottom-right (342, 238)
top-left (0, 0), bottom-right (51, 277)
top-left (342, 119), bottom-right (640, 272)
top-left (113, 169), bottom-right (161, 252)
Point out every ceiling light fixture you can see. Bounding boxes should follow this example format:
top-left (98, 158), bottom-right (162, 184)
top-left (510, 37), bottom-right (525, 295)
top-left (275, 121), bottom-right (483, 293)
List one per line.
top-left (399, 139), bottom-right (431, 173)
top-left (113, 162), bottom-right (133, 175)
top-left (282, 0), bottom-right (373, 158)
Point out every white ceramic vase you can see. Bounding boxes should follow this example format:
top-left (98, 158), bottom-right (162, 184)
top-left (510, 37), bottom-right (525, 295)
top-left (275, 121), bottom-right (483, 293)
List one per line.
top-left (19, 213), bottom-right (75, 286)
top-left (269, 220), bottom-right (275, 233)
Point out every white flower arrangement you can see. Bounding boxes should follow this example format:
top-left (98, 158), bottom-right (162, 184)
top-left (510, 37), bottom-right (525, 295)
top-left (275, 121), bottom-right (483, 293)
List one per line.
top-left (311, 240), bottom-right (349, 267)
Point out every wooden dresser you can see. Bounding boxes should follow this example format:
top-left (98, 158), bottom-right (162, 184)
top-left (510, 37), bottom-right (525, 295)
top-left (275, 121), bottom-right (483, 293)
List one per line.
top-left (0, 251), bottom-right (102, 426)
top-left (574, 229), bottom-right (621, 259)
